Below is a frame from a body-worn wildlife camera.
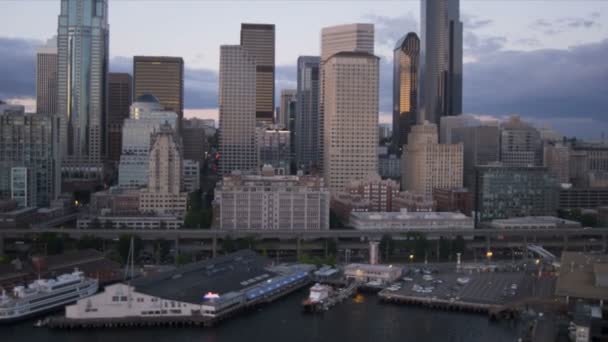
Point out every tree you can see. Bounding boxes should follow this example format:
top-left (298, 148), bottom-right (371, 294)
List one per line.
top-left (221, 235), bottom-right (237, 254)
top-left (116, 234), bottom-right (142, 264)
top-left (35, 232), bottom-right (65, 255)
top-left (154, 239), bottom-right (171, 263)
top-left (438, 237), bottom-right (452, 261)
top-left (379, 234), bottom-right (395, 261)
top-left (76, 235), bottom-right (103, 251)
top-left (453, 235), bottom-right (466, 254)
top-left (329, 210), bottom-right (346, 229)
top-left (325, 238), bottom-right (338, 257)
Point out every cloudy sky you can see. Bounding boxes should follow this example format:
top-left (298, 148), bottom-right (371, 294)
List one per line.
top-left (1, 0), bottom-right (607, 138)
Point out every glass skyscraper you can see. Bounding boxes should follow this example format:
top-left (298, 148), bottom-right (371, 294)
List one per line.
top-left (392, 32), bottom-right (419, 155)
top-left (295, 56), bottom-right (320, 172)
top-left (57, 0), bottom-right (109, 183)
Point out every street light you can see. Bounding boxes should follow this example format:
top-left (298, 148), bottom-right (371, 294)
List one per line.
top-left (409, 254), bottom-right (414, 263)
top-left (486, 250), bottom-right (493, 264)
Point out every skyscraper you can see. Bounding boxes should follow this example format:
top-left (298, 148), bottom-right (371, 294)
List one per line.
top-left (322, 50), bottom-right (379, 193)
top-left (133, 56), bottom-right (184, 133)
top-left (107, 73), bottom-right (132, 162)
top-left (36, 36), bottom-right (58, 115)
top-left (57, 0), bottom-right (109, 185)
top-left (295, 56), bottom-right (320, 172)
top-left (320, 23), bottom-right (374, 173)
top-left (218, 45), bottom-right (258, 175)
top-left (419, 0), bottom-right (462, 125)
top-left (500, 115), bottom-right (543, 167)
top-left (392, 32), bottom-right (419, 155)
top-left (240, 23), bottom-right (275, 123)
top-left (279, 89), bottom-right (296, 128)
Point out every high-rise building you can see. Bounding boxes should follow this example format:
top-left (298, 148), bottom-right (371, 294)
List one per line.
top-left (451, 125), bottom-right (500, 190)
top-left (419, 0), bottom-right (462, 125)
top-left (500, 115), bottom-right (543, 167)
top-left (256, 125), bottom-right (291, 175)
top-left (240, 23), bottom-right (275, 123)
top-left (322, 51), bottom-right (379, 193)
top-left (57, 0), bottom-right (109, 185)
top-left (0, 108), bottom-right (60, 208)
top-left (181, 118), bottom-right (208, 163)
top-left (139, 124), bottom-right (187, 217)
top-left (279, 89), bottom-right (296, 128)
top-left (36, 36), bottom-right (58, 115)
top-left (295, 56), bottom-right (321, 172)
top-left (133, 56), bottom-right (184, 133)
top-left (392, 32), bottom-right (419, 155)
top-left (218, 45), bottom-right (258, 175)
top-left (544, 143), bottom-right (571, 184)
top-left (118, 94), bottom-right (178, 189)
top-left (402, 122), bottom-right (463, 197)
top-left (214, 166), bottom-right (329, 230)
top-left (320, 24), bottom-right (374, 172)
top-left (475, 165), bottom-right (559, 223)
top-left (107, 73), bottom-right (132, 162)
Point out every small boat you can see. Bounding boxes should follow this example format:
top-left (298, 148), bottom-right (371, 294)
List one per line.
top-left (302, 283), bottom-right (332, 313)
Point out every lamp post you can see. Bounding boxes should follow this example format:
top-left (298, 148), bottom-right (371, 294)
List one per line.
top-left (409, 254), bottom-right (414, 264)
top-left (486, 250), bottom-right (493, 264)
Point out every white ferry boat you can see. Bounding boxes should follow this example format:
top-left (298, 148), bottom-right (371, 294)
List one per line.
top-left (302, 283), bottom-right (332, 312)
top-left (0, 269), bottom-right (98, 323)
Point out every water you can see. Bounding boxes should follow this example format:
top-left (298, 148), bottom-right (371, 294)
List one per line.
top-left (0, 289), bottom-right (521, 342)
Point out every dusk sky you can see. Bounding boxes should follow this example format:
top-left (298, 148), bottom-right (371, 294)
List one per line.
top-left (1, 0), bottom-right (607, 138)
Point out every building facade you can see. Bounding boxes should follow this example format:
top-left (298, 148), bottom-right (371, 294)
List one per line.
top-left (182, 159), bottom-right (200, 193)
top-left (295, 56), bottom-right (321, 172)
top-left (133, 56), bottom-right (184, 134)
top-left (544, 143), bottom-right (571, 184)
top-left (433, 187), bottom-right (473, 216)
top-left (57, 0), bottom-right (109, 183)
top-left (36, 36), bottom-right (58, 115)
top-left (349, 210), bottom-right (473, 232)
top-left (392, 32), bottom-right (419, 155)
top-left (256, 125), bottom-right (291, 175)
top-left (279, 89), bottom-right (296, 128)
top-left (181, 118), bottom-right (208, 162)
top-left (475, 165), bottom-right (559, 223)
top-left (322, 51), bottom-right (379, 193)
top-left (240, 23), bottom-right (275, 123)
top-left (107, 73), bottom-right (132, 162)
top-left (218, 45), bottom-right (258, 175)
top-left (451, 125), bottom-right (500, 191)
top-left (402, 122), bottom-right (463, 197)
top-left (500, 115), bottom-right (543, 167)
top-left (214, 166), bottom-right (329, 230)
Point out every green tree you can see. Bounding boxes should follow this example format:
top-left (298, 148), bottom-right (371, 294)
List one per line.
top-left (221, 235), bottom-right (237, 253)
top-left (116, 234), bottom-right (142, 264)
top-left (453, 235), bottom-right (466, 254)
top-left (379, 234), bottom-right (395, 261)
top-left (438, 237), bottom-right (452, 261)
top-left (76, 235), bottom-right (103, 251)
top-left (325, 238), bottom-right (338, 256)
top-left (329, 210), bottom-right (345, 229)
top-left (154, 239), bottom-right (171, 263)
top-left (35, 232), bottom-right (65, 255)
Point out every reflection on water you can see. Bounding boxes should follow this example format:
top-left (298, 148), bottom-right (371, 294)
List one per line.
top-left (353, 293), bottom-right (365, 304)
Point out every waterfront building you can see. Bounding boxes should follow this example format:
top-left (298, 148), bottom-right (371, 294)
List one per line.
top-left (556, 252), bottom-right (608, 307)
top-left (295, 56), bottom-right (320, 172)
top-left (107, 73), bottom-right (133, 162)
top-left (57, 0), bottom-right (109, 186)
top-left (0, 109), bottom-right (60, 208)
top-left (36, 36), bottom-right (58, 115)
top-left (256, 125), bottom-right (291, 175)
top-left (418, 0), bottom-right (463, 125)
top-left (118, 95), bottom-right (177, 189)
top-left (218, 45), bottom-right (257, 175)
top-left (392, 32), bottom-right (419, 154)
top-left (559, 187), bottom-right (608, 209)
top-left (139, 124), bottom-right (187, 217)
top-left (402, 122), bottom-right (463, 197)
top-left (133, 56), bottom-right (184, 133)
top-left (349, 209), bottom-right (473, 232)
top-left (322, 48), bottom-right (379, 192)
top-left (489, 216), bottom-right (581, 230)
top-left (344, 264), bottom-right (403, 285)
top-left (475, 165), bottom-right (559, 223)
top-left (240, 23), bottom-right (275, 123)
top-left (76, 215), bottom-right (182, 229)
top-left (214, 166), bottom-right (329, 230)
top-left (544, 143), bottom-right (571, 184)
top-left (433, 187), bottom-right (473, 216)
top-left (320, 23), bottom-right (375, 172)
top-left (182, 118), bottom-right (208, 163)
top-left (451, 125), bottom-right (500, 191)
top-left (500, 115), bottom-right (542, 167)
top-left (182, 159), bottom-right (200, 193)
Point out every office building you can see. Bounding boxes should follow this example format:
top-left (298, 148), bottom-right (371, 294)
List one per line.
top-left (295, 56), bottom-right (321, 172)
top-left (475, 165), bottom-right (559, 223)
top-left (240, 23), bottom-right (275, 123)
top-left (107, 73), bottom-right (132, 162)
top-left (57, 0), bottom-right (109, 184)
top-left (433, 187), bottom-right (473, 216)
top-left (36, 36), bottom-right (58, 115)
top-left (218, 45), bottom-right (258, 175)
top-left (402, 122), bottom-right (463, 197)
top-left (214, 166), bottom-right (329, 230)
top-left (182, 118), bottom-right (208, 162)
top-left (349, 210), bottom-right (473, 233)
top-left (500, 115), bottom-right (542, 167)
top-left (118, 94), bottom-right (177, 189)
top-left (544, 143), bottom-right (571, 184)
top-left (452, 125), bottom-right (500, 190)
top-left (439, 114), bottom-right (496, 144)
top-left (569, 142), bottom-right (608, 187)
top-left (320, 23), bottom-right (375, 172)
top-left (257, 125), bottom-right (291, 175)
top-left (489, 216), bottom-right (581, 230)
top-left (139, 124), bottom-right (187, 217)
top-left (279, 89), bottom-right (296, 128)
top-left (559, 187), bottom-right (608, 209)
top-left (182, 159), bottom-right (200, 193)
top-left (322, 30), bottom-right (379, 192)
top-left (419, 0), bottom-right (462, 124)
top-left (392, 32), bottom-right (419, 155)
top-left (378, 153), bottom-right (401, 180)
top-left (0, 109), bottom-right (60, 208)
top-left (133, 56), bottom-right (184, 133)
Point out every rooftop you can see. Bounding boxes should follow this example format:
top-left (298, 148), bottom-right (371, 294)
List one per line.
top-left (351, 210), bottom-right (470, 221)
top-left (556, 252), bottom-right (608, 301)
top-left (490, 216), bottom-right (581, 226)
top-left (134, 93), bottom-right (160, 104)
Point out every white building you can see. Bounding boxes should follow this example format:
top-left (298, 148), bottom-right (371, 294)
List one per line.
top-left (344, 263), bottom-right (402, 285)
top-left (118, 95), bottom-right (178, 189)
top-left (349, 209), bottom-right (474, 233)
top-left (489, 216), bottom-right (581, 230)
top-left (402, 122), bottom-right (463, 197)
top-left (182, 159), bottom-right (200, 193)
top-left (214, 166), bottom-right (329, 230)
top-left (77, 215), bottom-right (183, 229)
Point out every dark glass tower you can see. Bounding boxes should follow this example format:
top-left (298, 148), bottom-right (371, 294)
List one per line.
top-left (392, 32), bottom-right (419, 155)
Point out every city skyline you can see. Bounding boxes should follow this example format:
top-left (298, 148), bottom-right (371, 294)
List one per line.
top-left (0, 1), bottom-right (607, 138)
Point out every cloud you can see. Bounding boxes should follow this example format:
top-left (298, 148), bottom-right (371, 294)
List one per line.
top-left (531, 13), bottom-right (601, 35)
top-left (0, 37), bottom-right (41, 100)
top-left (461, 14), bottom-right (493, 30)
top-left (364, 13), bottom-right (418, 49)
